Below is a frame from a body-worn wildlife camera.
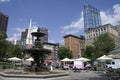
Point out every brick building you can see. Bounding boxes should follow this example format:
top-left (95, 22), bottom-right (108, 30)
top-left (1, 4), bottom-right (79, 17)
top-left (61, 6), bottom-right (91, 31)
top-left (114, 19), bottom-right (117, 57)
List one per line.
top-left (64, 34), bottom-right (85, 58)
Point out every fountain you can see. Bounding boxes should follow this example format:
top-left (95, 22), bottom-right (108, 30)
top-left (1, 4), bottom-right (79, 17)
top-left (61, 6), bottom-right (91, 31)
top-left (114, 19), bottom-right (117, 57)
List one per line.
top-left (0, 27), bottom-right (69, 80)
top-left (23, 27), bottom-right (51, 72)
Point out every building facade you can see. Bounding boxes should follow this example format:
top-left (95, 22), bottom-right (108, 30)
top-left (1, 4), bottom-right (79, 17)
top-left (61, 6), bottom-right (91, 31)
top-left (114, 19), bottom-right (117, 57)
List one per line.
top-left (85, 24), bottom-right (120, 48)
top-left (43, 42), bottom-right (59, 60)
top-left (0, 12), bottom-right (9, 33)
top-left (64, 34), bottom-right (85, 58)
top-left (43, 42), bottom-right (59, 67)
top-left (83, 4), bottom-right (101, 31)
top-left (40, 27), bottom-right (48, 43)
top-left (116, 25), bottom-right (120, 37)
top-left (21, 29), bottom-right (28, 48)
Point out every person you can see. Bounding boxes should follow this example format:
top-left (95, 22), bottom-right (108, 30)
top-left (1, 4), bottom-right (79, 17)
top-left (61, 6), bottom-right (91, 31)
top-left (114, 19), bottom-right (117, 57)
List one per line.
top-left (93, 61), bottom-right (98, 71)
top-left (56, 63), bottom-right (59, 69)
top-left (85, 62), bottom-right (91, 70)
top-left (69, 64), bottom-right (73, 70)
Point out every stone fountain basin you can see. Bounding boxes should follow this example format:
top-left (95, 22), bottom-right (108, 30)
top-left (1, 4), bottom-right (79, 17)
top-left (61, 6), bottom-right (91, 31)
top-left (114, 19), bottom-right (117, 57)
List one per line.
top-left (0, 69), bottom-right (69, 80)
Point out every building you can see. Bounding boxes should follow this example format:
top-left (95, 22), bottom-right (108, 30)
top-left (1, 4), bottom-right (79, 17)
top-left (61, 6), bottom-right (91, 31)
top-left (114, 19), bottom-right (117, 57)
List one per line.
top-left (16, 40), bottom-right (21, 46)
top-left (116, 25), bottom-right (120, 48)
top-left (64, 34), bottom-right (85, 58)
top-left (21, 29), bottom-right (28, 48)
top-left (43, 42), bottom-right (59, 60)
top-left (0, 12), bottom-right (9, 33)
top-left (83, 4), bottom-right (101, 31)
top-left (116, 25), bottom-right (120, 37)
top-left (79, 35), bottom-right (85, 55)
top-left (40, 27), bottom-right (48, 43)
top-left (43, 42), bottom-right (59, 66)
top-left (85, 24), bottom-right (120, 48)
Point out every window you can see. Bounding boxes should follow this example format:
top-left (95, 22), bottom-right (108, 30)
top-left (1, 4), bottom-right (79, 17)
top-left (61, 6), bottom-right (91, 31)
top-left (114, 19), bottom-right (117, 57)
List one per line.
top-left (106, 61), bottom-right (111, 64)
top-left (104, 27), bottom-right (106, 30)
top-left (96, 30), bottom-right (97, 32)
top-left (101, 28), bottom-right (103, 31)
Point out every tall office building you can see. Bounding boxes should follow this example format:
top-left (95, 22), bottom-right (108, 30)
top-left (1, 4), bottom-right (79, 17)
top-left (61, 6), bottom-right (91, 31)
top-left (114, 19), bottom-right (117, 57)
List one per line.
top-left (0, 12), bottom-right (9, 33)
top-left (84, 4), bottom-right (101, 31)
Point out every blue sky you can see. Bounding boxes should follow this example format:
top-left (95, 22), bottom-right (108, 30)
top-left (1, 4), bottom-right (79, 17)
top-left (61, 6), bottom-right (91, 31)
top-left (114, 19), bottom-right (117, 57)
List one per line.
top-left (0, 0), bottom-right (120, 44)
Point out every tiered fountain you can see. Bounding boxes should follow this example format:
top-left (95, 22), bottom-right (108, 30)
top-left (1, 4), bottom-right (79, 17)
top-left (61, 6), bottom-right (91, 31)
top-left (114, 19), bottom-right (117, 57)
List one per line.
top-left (24, 27), bottom-right (51, 72)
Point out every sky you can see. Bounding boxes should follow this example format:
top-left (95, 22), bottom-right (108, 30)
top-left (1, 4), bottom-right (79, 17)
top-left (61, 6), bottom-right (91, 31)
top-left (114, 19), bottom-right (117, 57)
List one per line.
top-left (0, 0), bottom-right (120, 44)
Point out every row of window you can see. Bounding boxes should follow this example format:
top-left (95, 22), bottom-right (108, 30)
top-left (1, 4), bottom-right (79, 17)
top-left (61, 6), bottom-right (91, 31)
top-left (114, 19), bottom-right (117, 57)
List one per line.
top-left (86, 27), bottom-right (107, 38)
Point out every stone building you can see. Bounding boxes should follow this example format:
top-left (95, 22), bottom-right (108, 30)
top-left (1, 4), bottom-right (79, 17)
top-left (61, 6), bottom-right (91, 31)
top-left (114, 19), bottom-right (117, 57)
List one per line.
top-left (85, 24), bottom-right (120, 48)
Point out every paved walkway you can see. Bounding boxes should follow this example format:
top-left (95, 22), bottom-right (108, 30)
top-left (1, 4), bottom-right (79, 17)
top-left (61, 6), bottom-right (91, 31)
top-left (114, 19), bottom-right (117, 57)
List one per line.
top-left (51, 70), bottom-right (110, 80)
top-left (0, 70), bottom-right (110, 80)
top-left (68, 70), bottom-right (109, 80)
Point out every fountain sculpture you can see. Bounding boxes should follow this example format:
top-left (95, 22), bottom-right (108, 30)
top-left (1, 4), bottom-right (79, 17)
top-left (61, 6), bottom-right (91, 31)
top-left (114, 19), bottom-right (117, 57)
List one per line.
top-left (24, 27), bottom-right (51, 72)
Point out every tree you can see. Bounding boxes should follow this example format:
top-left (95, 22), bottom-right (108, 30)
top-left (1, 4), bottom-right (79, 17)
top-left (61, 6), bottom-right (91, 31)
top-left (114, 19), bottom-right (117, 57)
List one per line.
top-left (93, 33), bottom-right (115, 57)
top-left (58, 46), bottom-right (73, 60)
top-left (7, 45), bottom-right (23, 58)
top-left (84, 33), bottom-right (115, 61)
top-left (0, 32), bottom-right (7, 39)
top-left (83, 45), bottom-right (95, 61)
top-left (0, 32), bottom-right (7, 60)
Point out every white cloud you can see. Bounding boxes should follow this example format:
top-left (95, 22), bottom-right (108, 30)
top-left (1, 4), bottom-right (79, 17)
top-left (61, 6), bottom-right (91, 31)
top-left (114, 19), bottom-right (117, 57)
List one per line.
top-left (61, 11), bottom-right (84, 35)
top-left (0, 0), bottom-right (10, 2)
top-left (101, 4), bottom-right (120, 25)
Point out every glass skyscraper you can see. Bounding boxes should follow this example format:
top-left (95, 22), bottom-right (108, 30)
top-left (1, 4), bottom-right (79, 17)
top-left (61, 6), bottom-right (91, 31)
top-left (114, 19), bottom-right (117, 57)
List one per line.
top-left (84, 4), bottom-right (101, 31)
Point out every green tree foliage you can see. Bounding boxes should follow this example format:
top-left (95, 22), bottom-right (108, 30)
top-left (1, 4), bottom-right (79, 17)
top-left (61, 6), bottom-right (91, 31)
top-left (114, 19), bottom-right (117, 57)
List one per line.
top-left (58, 46), bottom-right (73, 60)
top-left (94, 33), bottom-right (115, 56)
top-left (84, 33), bottom-right (115, 61)
top-left (0, 32), bottom-right (22, 60)
top-left (83, 45), bottom-right (95, 61)
top-left (0, 32), bottom-right (7, 39)
top-left (7, 44), bottom-right (23, 58)
top-left (0, 32), bottom-right (7, 60)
